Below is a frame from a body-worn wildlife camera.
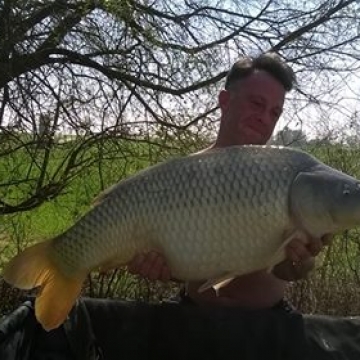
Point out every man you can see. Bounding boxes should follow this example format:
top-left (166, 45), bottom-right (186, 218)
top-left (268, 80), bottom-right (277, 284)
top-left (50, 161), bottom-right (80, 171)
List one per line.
top-left (127, 52), bottom-right (332, 310)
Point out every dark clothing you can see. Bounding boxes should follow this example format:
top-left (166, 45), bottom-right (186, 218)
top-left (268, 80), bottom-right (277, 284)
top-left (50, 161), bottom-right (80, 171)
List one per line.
top-left (1, 296), bottom-right (360, 360)
top-left (85, 296), bottom-right (307, 360)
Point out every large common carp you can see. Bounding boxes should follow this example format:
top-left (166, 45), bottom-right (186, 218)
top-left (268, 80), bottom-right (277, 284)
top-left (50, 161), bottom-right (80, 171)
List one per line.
top-left (3, 145), bottom-right (360, 331)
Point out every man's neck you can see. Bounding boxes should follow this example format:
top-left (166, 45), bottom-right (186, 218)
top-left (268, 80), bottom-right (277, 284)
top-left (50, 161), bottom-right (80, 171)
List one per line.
top-left (212, 139), bottom-right (248, 149)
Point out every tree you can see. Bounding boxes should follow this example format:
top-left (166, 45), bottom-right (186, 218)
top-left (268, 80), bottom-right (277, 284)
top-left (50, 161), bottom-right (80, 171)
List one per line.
top-left (0, 0), bottom-right (359, 214)
top-left (271, 126), bottom-right (308, 146)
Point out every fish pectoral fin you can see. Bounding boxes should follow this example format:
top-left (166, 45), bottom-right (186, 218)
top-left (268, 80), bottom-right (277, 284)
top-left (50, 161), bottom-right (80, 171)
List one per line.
top-left (198, 274), bottom-right (235, 296)
top-left (212, 278), bottom-right (235, 297)
top-left (266, 230), bottom-right (305, 273)
top-left (3, 240), bottom-right (85, 332)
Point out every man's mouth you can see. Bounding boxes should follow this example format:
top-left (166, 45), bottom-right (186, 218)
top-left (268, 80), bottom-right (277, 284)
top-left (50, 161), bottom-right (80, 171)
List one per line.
top-left (246, 121), bottom-right (265, 136)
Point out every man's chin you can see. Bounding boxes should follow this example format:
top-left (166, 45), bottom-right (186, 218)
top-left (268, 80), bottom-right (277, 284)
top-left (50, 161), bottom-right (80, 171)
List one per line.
top-left (243, 129), bottom-right (268, 145)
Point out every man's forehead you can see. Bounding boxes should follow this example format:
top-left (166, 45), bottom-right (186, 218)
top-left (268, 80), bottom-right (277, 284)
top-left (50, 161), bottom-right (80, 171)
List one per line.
top-left (234, 71), bottom-right (286, 100)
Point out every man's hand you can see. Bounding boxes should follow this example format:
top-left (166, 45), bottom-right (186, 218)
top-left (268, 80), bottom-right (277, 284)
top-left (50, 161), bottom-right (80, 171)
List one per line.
top-left (272, 233), bottom-right (333, 281)
top-left (285, 233), bottom-right (332, 263)
top-left (127, 251), bottom-right (172, 282)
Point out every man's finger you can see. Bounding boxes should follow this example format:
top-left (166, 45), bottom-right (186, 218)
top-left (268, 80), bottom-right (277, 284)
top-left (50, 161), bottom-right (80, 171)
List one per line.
top-left (307, 234), bottom-right (333, 256)
top-left (127, 253), bottom-right (145, 274)
top-left (322, 234), bottom-right (333, 246)
top-left (146, 252), bottom-right (168, 280)
top-left (286, 238), bottom-right (311, 262)
top-left (160, 265), bottom-right (172, 282)
top-left (139, 251), bottom-right (160, 279)
top-left (307, 238), bottom-right (322, 257)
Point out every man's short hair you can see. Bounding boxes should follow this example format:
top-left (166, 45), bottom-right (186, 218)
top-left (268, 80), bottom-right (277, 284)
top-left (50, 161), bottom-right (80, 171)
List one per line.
top-left (224, 52), bottom-right (296, 92)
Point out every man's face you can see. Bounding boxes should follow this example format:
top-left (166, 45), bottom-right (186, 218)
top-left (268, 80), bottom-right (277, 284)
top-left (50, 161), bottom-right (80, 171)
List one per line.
top-left (218, 70), bottom-right (286, 146)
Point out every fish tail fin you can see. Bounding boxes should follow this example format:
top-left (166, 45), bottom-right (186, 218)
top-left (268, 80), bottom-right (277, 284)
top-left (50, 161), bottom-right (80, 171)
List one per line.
top-left (3, 240), bottom-right (85, 331)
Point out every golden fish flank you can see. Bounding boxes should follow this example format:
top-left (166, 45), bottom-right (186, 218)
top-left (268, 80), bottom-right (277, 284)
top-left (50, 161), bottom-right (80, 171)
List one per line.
top-left (4, 144), bottom-right (360, 331)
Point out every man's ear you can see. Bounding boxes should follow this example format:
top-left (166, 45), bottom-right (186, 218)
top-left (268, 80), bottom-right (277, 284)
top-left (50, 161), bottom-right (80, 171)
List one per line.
top-left (219, 89), bottom-right (230, 112)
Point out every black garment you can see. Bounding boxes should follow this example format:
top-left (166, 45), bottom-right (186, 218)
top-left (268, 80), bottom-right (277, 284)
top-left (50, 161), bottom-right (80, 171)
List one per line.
top-left (1, 296), bottom-right (360, 360)
top-left (0, 299), bottom-right (101, 360)
top-left (304, 314), bottom-right (360, 359)
top-left (142, 297), bottom-right (307, 360)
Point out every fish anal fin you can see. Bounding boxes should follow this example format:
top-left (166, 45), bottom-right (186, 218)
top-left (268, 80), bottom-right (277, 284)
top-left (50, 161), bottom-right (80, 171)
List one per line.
top-left (198, 274), bottom-right (235, 296)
